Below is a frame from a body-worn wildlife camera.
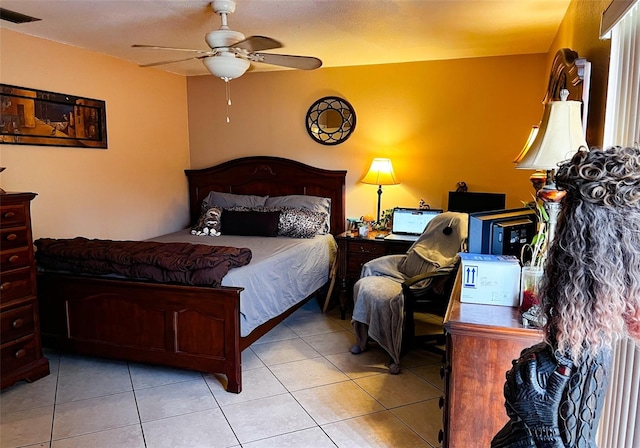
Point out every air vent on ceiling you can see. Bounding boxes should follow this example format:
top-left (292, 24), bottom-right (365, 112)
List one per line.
top-left (0, 8), bottom-right (41, 24)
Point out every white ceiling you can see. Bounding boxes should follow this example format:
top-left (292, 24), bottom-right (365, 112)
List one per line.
top-left (0, 0), bottom-right (571, 77)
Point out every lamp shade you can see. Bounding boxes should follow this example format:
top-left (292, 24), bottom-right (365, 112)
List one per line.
top-left (513, 125), bottom-right (539, 163)
top-left (361, 158), bottom-right (399, 186)
top-left (516, 99), bottom-right (587, 170)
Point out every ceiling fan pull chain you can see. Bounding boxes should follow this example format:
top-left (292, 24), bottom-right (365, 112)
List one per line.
top-left (224, 77), bottom-right (232, 123)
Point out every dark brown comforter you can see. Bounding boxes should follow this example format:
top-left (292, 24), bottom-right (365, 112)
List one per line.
top-left (34, 237), bottom-right (252, 287)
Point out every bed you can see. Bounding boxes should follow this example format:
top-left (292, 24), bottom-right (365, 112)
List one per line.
top-left (37, 156), bottom-right (346, 393)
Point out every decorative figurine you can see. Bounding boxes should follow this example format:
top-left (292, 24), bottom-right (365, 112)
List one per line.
top-left (418, 198), bottom-right (430, 210)
top-left (456, 181), bottom-right (468, 193)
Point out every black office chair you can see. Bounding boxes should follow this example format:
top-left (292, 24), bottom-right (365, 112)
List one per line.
top-left (400, 259), bottom-right (461, 359)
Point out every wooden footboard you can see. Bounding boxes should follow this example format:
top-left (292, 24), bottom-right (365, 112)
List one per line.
top-left (38, 272), bottom-right (245, 393)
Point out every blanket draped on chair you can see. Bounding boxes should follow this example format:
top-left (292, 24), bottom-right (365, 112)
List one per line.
top-left (351, 212), bottom-right (468, 367)
top-left (35, 237), bottom-right (252, 287)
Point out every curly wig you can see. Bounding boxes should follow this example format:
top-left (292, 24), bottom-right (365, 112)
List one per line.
top-left (541, 146), bottom-right (640, 362)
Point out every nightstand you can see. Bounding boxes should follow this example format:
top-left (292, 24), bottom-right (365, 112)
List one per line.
top-left (335, 231), bottom-right (412, 319)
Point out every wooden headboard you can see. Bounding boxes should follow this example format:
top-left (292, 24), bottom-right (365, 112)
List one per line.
top-left (185, 156), bottom-right (347, 235)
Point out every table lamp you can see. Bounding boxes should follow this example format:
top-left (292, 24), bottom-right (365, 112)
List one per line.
top-left (515, 88), bottom-right (588, 245)
top-left (361, 158), bottom-right (399, 223)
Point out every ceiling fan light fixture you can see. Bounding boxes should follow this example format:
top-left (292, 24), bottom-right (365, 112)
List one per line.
top-left (133, 0), bottom-right (321, 79)
top-left (202, 53), bottom-right (250, 80)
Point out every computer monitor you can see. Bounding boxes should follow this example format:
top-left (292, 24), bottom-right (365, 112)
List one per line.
top-left (448, 192), bottom-right (506, 214)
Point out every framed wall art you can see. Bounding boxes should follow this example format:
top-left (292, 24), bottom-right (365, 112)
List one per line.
top-left (0, 84), bottom-right (107, 149)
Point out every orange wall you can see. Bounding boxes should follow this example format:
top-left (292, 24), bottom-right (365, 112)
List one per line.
top-left (0, 29), bottom-right (191, 240)
top-left (187, 55), bottom-right (547, 219)
top-left (546, 0), bottom-right (611, 147)
top-left (187, 0), bottom-right (610, 221)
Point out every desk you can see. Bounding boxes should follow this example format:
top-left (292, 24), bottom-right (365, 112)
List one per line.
top-left (441, 270), bottom-right (542, 446)
top-left (335, 231), bottom-right (412, 319)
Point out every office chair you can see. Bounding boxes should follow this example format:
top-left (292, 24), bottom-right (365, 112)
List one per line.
top-left (400, 258), bottom-right (461, 359)
top-left (350, 212), bottom-right (468, 373)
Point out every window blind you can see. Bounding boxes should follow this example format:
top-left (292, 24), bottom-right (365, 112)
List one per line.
top-left (597, 3), bottom-right (640, 448)
top-left (597, 339), bottom-right (640, 448)
top-left (602, 2), bottom-right (640, 147)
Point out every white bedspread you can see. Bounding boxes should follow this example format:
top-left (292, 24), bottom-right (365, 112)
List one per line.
top-left (150, 230), bottom-right (336, 337)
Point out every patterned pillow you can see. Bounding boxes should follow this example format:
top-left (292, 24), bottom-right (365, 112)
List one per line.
top-left (277, 207), bottom-right (326, 238)
top-left (265, 195), bottom-right (331, 234)
top-left (221, 206), bottom-right (326, 238)
top-left (191, 206), bottom-right (223, 236)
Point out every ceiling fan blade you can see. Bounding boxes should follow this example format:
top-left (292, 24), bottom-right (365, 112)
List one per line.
top-left (252, 53), bottom-right (322, 70)
top-left (132, 44), bottom-right (212, 54)
top-left (230, 36), bottom-right (282, 52)
top-left (139, 55), bottom-right (210, 68)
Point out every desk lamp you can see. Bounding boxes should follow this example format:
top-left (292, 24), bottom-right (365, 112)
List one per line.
top-left (361, 158), bottom-right (399, 223)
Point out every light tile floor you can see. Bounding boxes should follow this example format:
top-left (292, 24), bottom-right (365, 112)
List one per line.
top-left (0, 300), bottom-right (445, 448)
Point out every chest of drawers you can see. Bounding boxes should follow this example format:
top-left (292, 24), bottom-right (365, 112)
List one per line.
top-left (1, 192), bottom-right (49, 389)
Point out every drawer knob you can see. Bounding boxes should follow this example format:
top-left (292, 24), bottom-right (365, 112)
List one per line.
top-left (14, 349), bottom-right (27, 359)
top-left (12, 318), bottom-right (24, 328)
top-left (0, 282), bottom-right (10, 291)
top-left (3, 211), bottom-right (16, 219)
top-left (8, 255), bottom-right (20, 263)
top-left (6, 233), bottom-right (18, 241)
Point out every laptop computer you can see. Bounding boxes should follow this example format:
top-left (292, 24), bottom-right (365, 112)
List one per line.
top-left (384, 207), bottom-right (443, 242)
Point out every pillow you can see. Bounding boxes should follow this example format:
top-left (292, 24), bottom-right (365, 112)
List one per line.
top-left (191, 206), bottom-right (222, 236)
top-left (202, 191), bottom-right (268, 212)
top-left (277, 207), bottom-right (325, 238)
top-left (265, 195), bottom-right (331, 234)
top-left (220, 210), bottom-right (280, 237)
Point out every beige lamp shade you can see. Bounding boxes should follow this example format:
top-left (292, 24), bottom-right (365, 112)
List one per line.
top-left (514, 125), bottom-right (539, 164)
top-left (516, 99), bottom-right (587, 170)
top-left (361, 158), bottom-right (399, 185)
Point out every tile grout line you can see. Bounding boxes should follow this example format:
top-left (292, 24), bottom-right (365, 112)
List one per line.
top-left (127, 361), bottom-right (149, 448)
top-left (47, 352), bottom-right (61, 448)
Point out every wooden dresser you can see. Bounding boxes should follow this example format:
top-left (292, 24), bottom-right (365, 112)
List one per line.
top-left (1, 192), bottom-right (49, 389)
top-left (441, 270), bottom-right (542, 447)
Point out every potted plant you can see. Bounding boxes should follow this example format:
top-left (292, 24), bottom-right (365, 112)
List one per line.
top-left (519, 198), bottom-right (549, 315)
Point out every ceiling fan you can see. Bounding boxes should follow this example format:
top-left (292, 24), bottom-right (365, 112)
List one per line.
top-left (133, 0), bottom-right (322, 81)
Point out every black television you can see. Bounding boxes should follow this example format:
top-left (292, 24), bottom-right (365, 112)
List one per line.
top-left (448, 191), bottom-right (506, 214)
top-left (468, 208), bottom-right (537, 256)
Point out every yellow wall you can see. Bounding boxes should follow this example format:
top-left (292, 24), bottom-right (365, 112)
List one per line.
top-left (0, 29), bottom-right (191, 240)
top-left (187, 55), bottom-right (547, 219)
top-left (546, 0), bottom-right (611, 146)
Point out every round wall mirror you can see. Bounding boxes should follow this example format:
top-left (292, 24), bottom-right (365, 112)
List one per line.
top-left (305, 96), bottom-right (356, 145)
